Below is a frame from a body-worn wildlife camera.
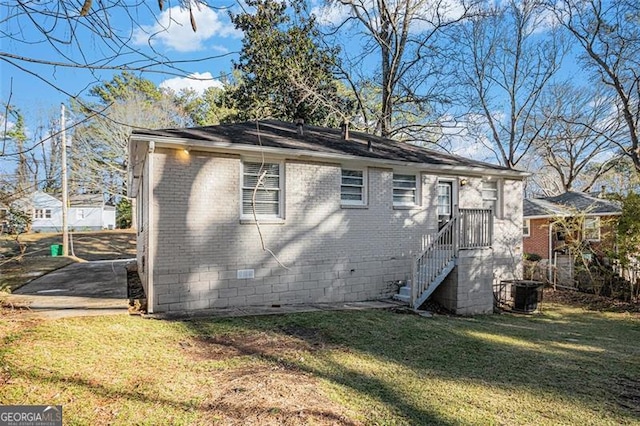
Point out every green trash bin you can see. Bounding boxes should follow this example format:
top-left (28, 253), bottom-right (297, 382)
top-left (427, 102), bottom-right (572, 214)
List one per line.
top-left (50, 244), bottom-right (63, 257)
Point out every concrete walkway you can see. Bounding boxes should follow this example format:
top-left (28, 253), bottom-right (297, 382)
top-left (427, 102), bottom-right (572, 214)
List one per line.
top-left (145, 299), bottom-right (409, 320)
top-left (3, 259), bottom-right (412, 320)
top-left (3, 259), bottom-right (134, 319)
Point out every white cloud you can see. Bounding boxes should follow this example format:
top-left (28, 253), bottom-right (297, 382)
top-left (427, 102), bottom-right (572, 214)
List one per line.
top-left (0, 114), bottom-right (15, 136)
top-left (133, 6), bottom-right (240, 53)
top-left (160, 72), bottom-right (224, 95)
top-left (313, 0), bottom-right (468, 30)
top-left (439, 114), bottom-right (497, 162)
top-left (311, 3), bottom-right (351, 26)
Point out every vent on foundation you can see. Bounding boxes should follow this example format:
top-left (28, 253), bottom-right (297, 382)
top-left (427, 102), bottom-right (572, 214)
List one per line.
top-left (237, 269), bottom-right (255, 279)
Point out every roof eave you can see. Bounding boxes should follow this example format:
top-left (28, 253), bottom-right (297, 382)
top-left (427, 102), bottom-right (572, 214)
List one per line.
top-left (129, 134), bottom-right (529, 179)
top-left (524, 212), bottom-right (622, 219)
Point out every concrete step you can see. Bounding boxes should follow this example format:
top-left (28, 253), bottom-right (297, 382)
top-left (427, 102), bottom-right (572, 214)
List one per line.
top-left (393, 293), bottom-right (411, 303)
top-left (393, 285), bottom-right (411, 304)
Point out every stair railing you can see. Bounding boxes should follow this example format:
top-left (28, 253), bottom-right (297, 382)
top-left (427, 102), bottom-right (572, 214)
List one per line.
top-left (459, 208), bottom-right (493, 248)
top-left (411, 211), bottom-right (459, 308)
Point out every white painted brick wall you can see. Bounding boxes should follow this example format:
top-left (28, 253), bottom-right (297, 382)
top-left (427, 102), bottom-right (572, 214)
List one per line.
top-left (145, 148), bottom-right (523, 312)
top-left (136, 154), bottom-right (151, 298)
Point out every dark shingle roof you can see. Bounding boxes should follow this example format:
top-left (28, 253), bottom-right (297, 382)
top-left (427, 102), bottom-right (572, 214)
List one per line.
top-left (132, 120), bottom-right (515, 173)
top-left (523, 198), bottom-right (566, 217)
top-left (524, 192), bottom-right (622, 218)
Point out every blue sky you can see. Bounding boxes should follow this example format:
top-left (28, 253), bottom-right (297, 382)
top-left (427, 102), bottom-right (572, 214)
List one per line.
top-left (1, 0), bottom-right (589, 167)
top-left (1, 3), bottom-right (244, 115)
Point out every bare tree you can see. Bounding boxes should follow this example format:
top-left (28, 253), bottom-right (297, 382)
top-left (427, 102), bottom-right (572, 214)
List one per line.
top-left (38, 116), bottom-right (62, 194)
top-left (71, 84), bottom-right (190, 201)
top-left (0, 1), bottom-right (230, 98)
top-left (552, 0), bottom-right (640, 173)
top-left (455, 0), bottom-right (567, 168)
top-left (531, 83), bottom-right (622, 194)
top-left (324, 0), bottom-right (479, 139)
top-left (593, 157), bottom-right (640, 196)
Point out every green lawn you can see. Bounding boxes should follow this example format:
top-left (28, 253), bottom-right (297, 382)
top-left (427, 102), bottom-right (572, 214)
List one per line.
top-left (1, 303), bottom-right (639, 425)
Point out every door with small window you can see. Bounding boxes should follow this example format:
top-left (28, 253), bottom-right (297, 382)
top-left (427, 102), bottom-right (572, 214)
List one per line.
top-left (437, 181), bottom-right (454, 230)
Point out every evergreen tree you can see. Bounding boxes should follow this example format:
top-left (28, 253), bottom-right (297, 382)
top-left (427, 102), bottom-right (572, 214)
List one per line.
top-left (230, 0), bottom-right (347, 125)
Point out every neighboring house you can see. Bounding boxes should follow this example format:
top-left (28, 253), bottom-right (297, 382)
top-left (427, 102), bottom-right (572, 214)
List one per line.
top-left (128, 120), bottom-right (527, 315)
top-left (69, 193), bottom-right (117, 231)
top-left (523, 192), bottom-right (622, 261)
top-left (15, 191), bottom-right (116, 232)
top-left (25, 191), bottom-right (62, 232)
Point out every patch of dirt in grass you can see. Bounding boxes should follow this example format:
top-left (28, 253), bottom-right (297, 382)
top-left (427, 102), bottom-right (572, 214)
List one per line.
top-left (181, 327), bottom-right (328, 362)
top-left (178, 328), bottom-right (357, 424)
top-left (204, 365), bottom-right (359, 425)
top-left (544, 289), bottom-right (640, 314)
top-left (0, 305), bottom-right (42, 341)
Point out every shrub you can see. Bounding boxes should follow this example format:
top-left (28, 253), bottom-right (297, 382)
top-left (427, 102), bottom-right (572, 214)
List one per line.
top-left (116, 198), bottom-right (132, 229)
top-left (524, 253), bottom-right (542, 262)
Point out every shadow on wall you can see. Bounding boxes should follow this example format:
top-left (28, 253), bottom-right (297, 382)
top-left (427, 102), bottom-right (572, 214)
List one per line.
top-left (152, 150), bottom-right (425, 311)
top-left (493, 180), bottom-right (524, 282)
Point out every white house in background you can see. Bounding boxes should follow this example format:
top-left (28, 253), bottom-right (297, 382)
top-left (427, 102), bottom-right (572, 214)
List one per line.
top-left (129, 120), bottom-right (527, 315)
top-left (17, 191), bottom-right (116, 232)
top-left (69, 193), bottom-right (117, 231)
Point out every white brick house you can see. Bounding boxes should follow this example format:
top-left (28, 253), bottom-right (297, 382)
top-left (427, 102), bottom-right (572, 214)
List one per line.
top-left (128, 120), bottom-right (526, 314)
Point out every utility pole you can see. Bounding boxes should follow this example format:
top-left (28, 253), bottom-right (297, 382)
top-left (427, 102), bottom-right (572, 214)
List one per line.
top-left (61, 103), bottom-right (69, 256)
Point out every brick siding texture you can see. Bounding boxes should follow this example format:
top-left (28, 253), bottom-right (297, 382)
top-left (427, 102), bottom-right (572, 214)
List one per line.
top-left (523, 216), bottom-right (618, 261)
top-left (143, 148), bottom-right (523, 312)
top-left (523, 218), bottom-right (550, 259)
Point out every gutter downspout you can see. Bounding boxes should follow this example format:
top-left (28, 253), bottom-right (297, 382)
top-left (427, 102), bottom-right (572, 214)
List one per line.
top-left (147, 141), bottom-right (155, 314)
top-left (548, 221), bottom-right (553, 284)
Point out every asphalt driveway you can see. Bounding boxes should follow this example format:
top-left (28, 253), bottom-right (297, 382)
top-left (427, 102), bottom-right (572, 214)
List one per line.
top-left (4, 259), bottom-right (134, 319)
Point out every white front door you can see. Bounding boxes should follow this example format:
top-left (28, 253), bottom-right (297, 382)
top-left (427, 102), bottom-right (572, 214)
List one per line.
top-left (437, 180), bottom-right (454, 230)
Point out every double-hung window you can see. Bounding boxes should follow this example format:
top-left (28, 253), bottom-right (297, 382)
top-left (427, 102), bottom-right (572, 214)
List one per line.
top-left (341, 169), bottom-right (366, 205)
top-left (393, 173), bottom-right (418, 206)
top-left (242, 161), bottom-right (282, 218)
top-left (523, 219), bottom-right (531, 237)
top-left (482, 180), bottom-right (500, 217)
top-left (437, 182), bottom-right (452, 217)
top-left (34, 209), bottom-right (52, 219)
top-left (584, 217), bottom-right (600, 241)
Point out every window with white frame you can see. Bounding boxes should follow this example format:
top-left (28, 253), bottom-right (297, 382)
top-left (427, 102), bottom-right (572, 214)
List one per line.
top-left (242, 161), bottom-right (282, 218)
top-left (34, 209), bottom-right (52, 219)
top-left (482, 180), bottom-right (500, 216)
top-left (584, 217), bottom-right (600, 241)
top-left (393, 173), bottom-right (418, 206)
top-left (523, 219), bottom-right (531, 237)
top-left (437, 182), bottom-right (452, 216)
top-left (341, 169), bottom-right (366, 205)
